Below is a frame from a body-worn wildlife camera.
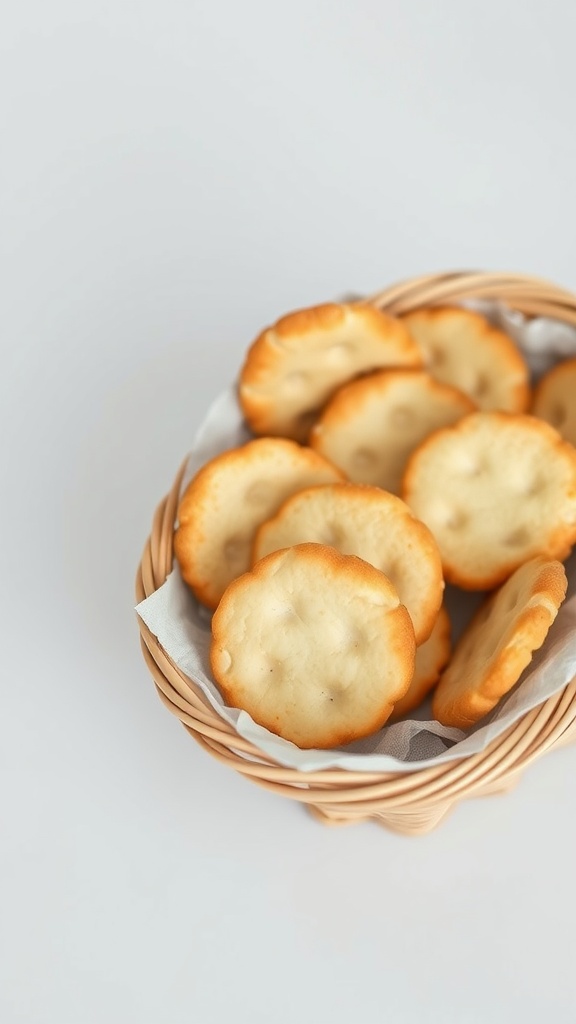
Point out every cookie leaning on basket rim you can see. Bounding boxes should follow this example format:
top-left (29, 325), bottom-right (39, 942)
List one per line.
top-left (433, 558), bottom-right (568, 729)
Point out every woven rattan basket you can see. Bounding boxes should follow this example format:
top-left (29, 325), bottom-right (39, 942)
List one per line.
top-left (136, 271), bottom-right (576, 835)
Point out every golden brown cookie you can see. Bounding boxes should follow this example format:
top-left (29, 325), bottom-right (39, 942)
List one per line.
top-left (402, 412), bottom-right (576, 590)
top-left (432, 558), bottom-right (567, 729)
top-left (239, 302), bottom-right (422, 442)
top-left (532, 357), bottom-right (576, 447)
top-left (310, 369), bottom-right (475, 494)
top-left (253, 482), bottom-right (444, 645)
top-left (403, 306), bottom-right (530, 412)
top-left (389, 605), bottom-right (451, 721)
top-left (174, 438), bottom-right (343, 608)
top-left (211, 543), bottom-right (416, 749)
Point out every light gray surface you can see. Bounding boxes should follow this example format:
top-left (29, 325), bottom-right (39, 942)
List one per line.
top-left (2, 3), bottom-right (576, 1022)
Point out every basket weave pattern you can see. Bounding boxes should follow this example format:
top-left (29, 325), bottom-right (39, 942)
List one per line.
top-left (136, 272), bottom-right (576, 834)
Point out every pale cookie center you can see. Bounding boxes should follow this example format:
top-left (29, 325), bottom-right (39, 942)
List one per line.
top-left (427, 346), bottom-right (446, 366)
top-left (285, 371), bottom-right (308, 390)
top-left (322, 521), bottom-right (346, 547)
top-left (524, 476), bottom-right (545, 497)
top-left (224, 537), bottom-right (246, 564)
top-left (445, 509), bottom-right (468, 530)
top-left (256, 607), bottom-right (369, 687)
top-left (390, 405), bottom-right (412, 428)
top-left (472, 373), bottom-right (490, 398)
top-left (503, 526), bottom-right (531, 548)
top-left (352, 447), bottom-right (378, 470)
top-left (325, 341), bottom-right (354, 360)
top-left (455, 455), bottom-right (485, 477)
top-left (246, 481), bottom-right (271, 504)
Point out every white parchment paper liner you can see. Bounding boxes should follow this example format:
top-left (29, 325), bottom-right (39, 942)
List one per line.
top-left (137, 302), bottom-right (576, 772)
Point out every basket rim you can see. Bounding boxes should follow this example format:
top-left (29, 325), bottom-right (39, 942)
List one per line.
top-left (135, 270), bottom-right (576, 824)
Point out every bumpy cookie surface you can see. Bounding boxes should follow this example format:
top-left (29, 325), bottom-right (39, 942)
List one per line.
top-left (310, 369), bottom-right (475, 494)
top-left (174, 438), bottom-right (343, 608)
top-left (253, 483), bottom-right (444, 645)
top-left (239, 302), bottom-right (422, 442)
top-left (432, 558), bottom-right (567, 729)
top-left (532, 357), bottom-right (576, 448)
top-left (403, 412), bottom-right (576, 590)
top-left (211, 543), bottom-right (416, 749)
top-left (390, 605), bottom-right (451, 721)
top-left (403, 306), bottom-right (530, 412)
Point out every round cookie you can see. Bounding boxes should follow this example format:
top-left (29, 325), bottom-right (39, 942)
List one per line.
top-left (211, 543), bottom-right (416, 749)
top-left (253, 483), bottom-right (444, 645)
top-left (432, 558), bottom-right (567, 729)
top-left (239, 302), bottom-right (422, 442)
top-left (390, 605), bottom-right (451, 721)
top-left (310, 369), bottom-right (475, 494)
top-left (403, 306), bottom-right (530, 412)
top-left (402, 412), bottom-right (576, 590)
top-left (174, 438), bottom-right (344, 608)
top-left (532, 357), bottom-right (576, 447)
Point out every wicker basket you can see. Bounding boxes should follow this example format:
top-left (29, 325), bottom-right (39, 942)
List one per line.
top-left (136, 271), bottom-right (576, 835)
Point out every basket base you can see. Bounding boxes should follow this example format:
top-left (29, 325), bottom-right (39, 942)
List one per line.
top-left (308, 802), bottom-right (453, 835)
top-left (307, 774), bottom-right (522, 835)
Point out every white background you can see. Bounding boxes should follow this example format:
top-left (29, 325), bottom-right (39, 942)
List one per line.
top-left (2, 2), bottom-right (576, 1022)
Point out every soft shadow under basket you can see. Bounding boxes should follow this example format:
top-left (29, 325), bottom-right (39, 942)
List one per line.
top-left (136, 271), bottom-right (576, 835)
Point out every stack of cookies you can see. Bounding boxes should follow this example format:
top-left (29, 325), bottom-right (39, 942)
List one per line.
top-left (174, 302), bottom-right (576, 748)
